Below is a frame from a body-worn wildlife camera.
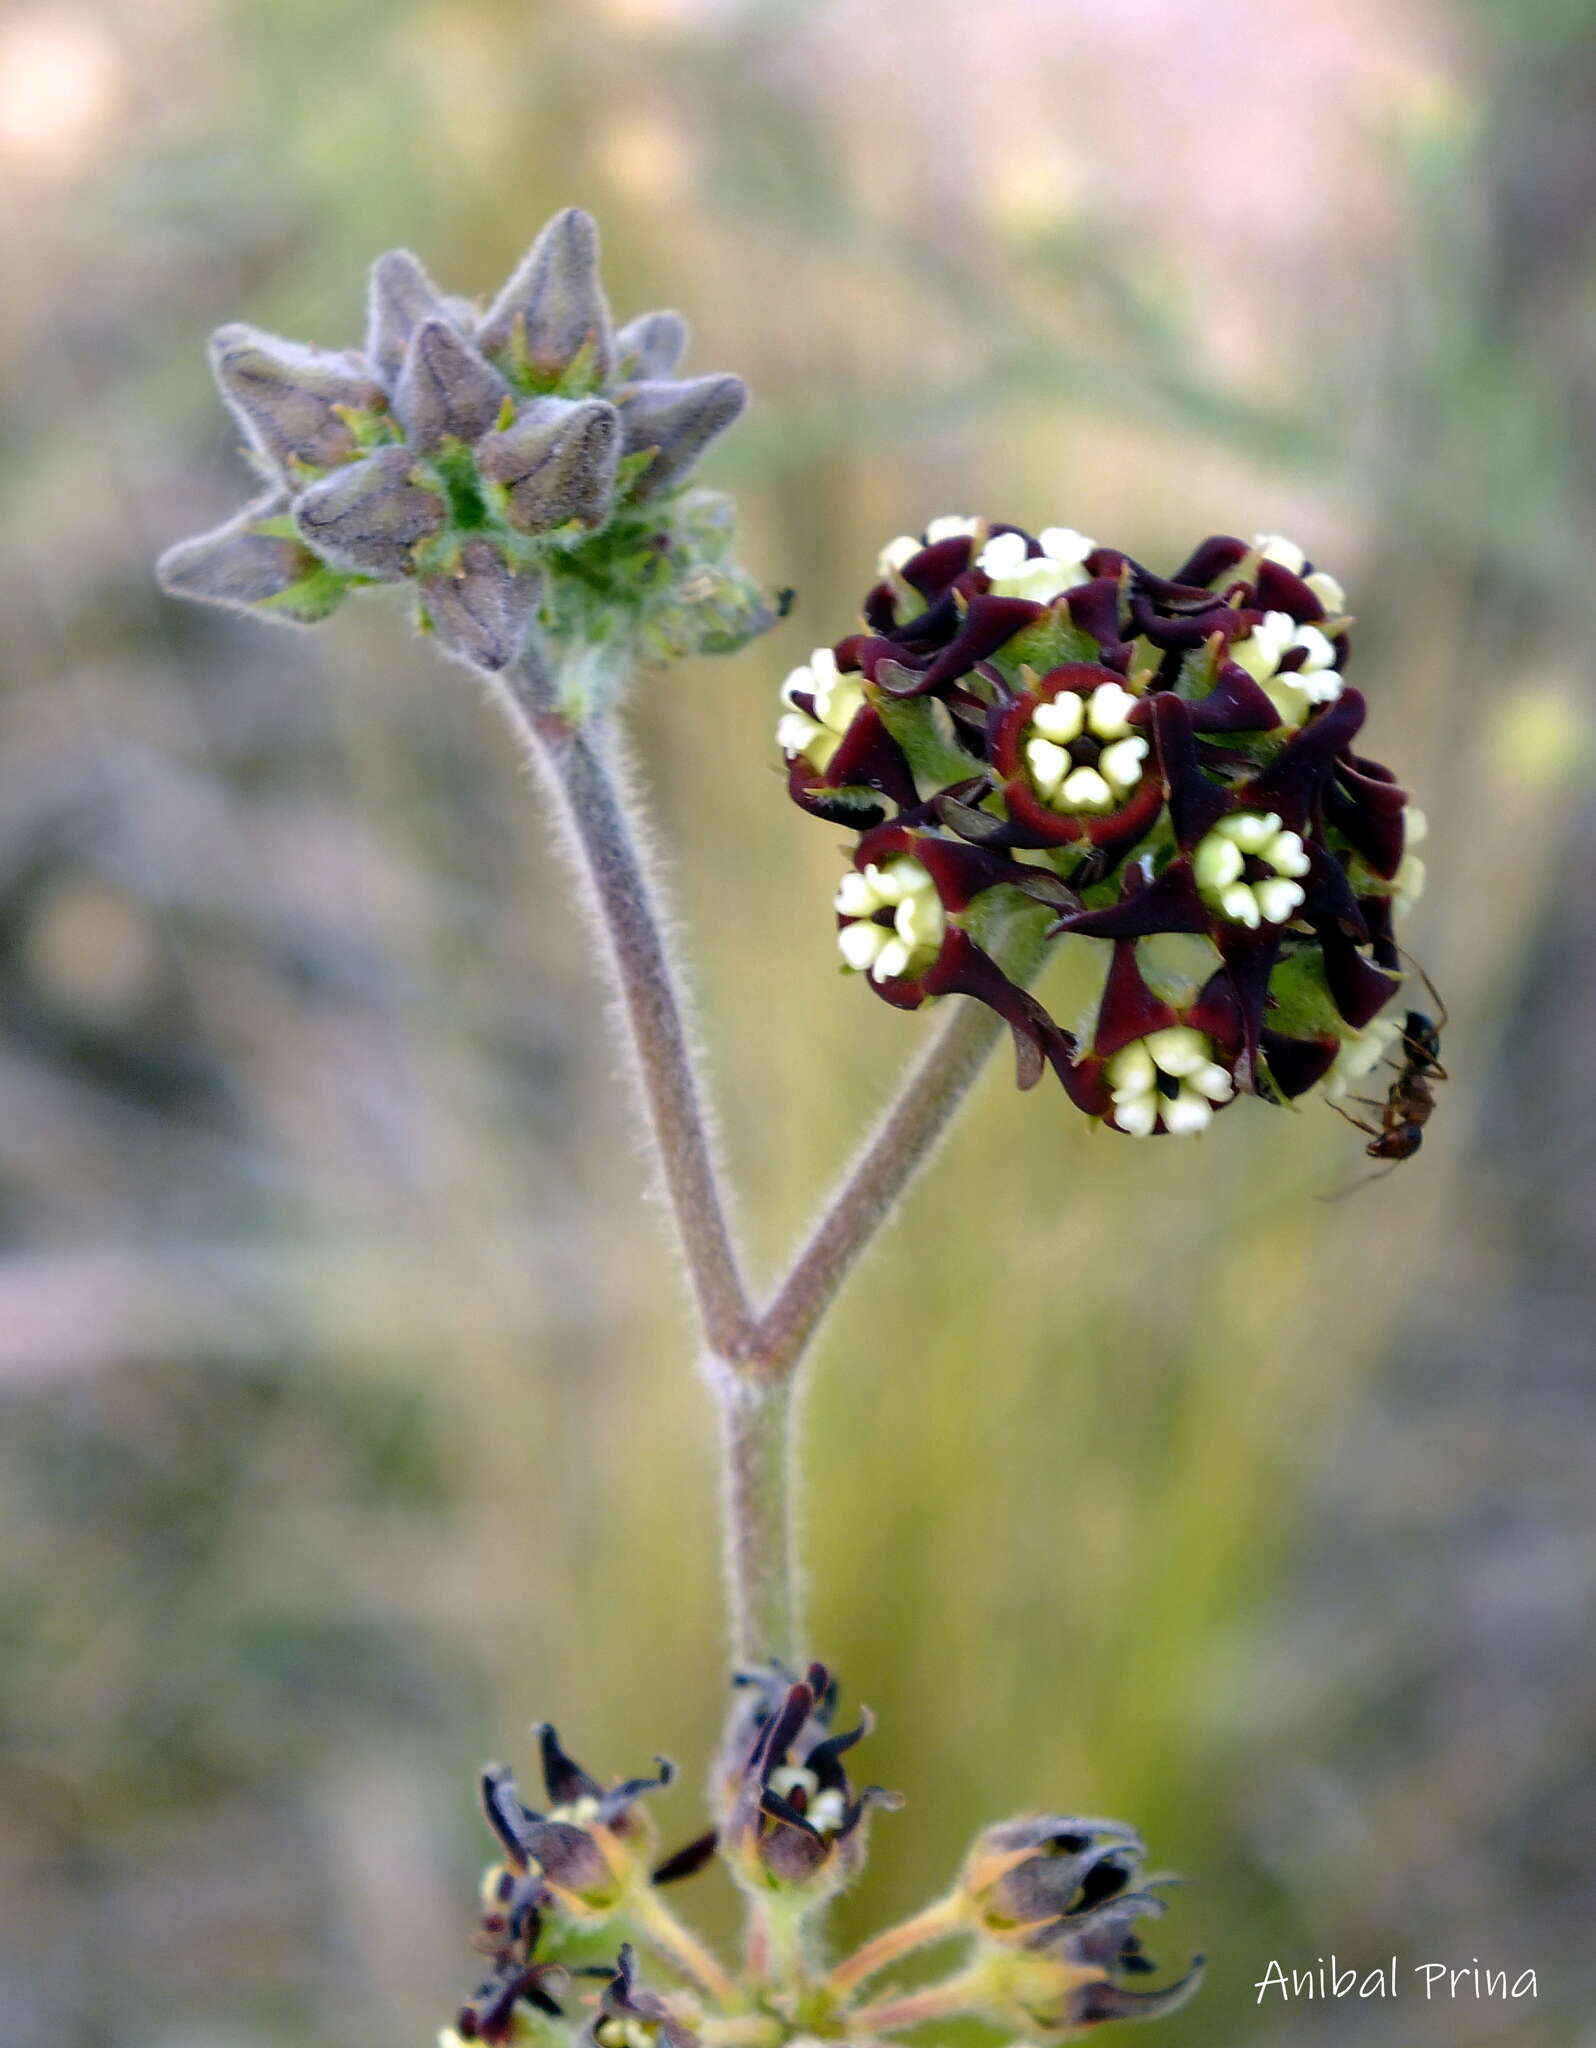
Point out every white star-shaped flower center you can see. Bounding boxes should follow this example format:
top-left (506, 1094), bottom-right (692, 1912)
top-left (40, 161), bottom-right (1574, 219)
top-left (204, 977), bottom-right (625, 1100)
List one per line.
top-left (976, 525), bottom-right (1095, 603)
top-left (776, 646), bottom-right (867, 769)
top-left (1105, 1024), bottom-right (1235, 1136)
top-left (834, 857), bottom-right (946, 983)
top-left (1023, 682), bottom-right (1147, 812)
top-left (1193, 810), bottom-right (1312, 928)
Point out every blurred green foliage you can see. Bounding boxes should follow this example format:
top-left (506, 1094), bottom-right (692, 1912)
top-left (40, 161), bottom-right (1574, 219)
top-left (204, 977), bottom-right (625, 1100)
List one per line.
top-left (1, 2), bottom-right (1594, 2045)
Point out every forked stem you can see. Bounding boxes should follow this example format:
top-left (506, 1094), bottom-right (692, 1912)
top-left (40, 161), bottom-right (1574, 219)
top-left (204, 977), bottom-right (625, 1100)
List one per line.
top-left (827, 1894), bottom-right (966, 1995)
top-left (489, 644), bottom-right (1015, 1674)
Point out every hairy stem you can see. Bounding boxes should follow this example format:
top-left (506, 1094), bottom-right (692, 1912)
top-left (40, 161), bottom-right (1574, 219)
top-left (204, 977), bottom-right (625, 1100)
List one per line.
top-left (828, 1894), bottom-right (966, 1996)
top-left (713, 1362), bottom-right (798, 1668)
top-left (629, 1885), bottom-right (743, 2009)
top-left (748, 996), bottom-right (1008, 1380)
top-left (848, 1970), bottom-right (985, 2037)
top-left (498, 651), bottom-right (754, 1360)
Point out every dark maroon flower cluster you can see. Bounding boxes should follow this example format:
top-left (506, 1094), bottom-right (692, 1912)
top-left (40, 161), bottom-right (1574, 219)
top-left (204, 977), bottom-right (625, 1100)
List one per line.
top-left (778, 520), bottom-right (1424, 1136)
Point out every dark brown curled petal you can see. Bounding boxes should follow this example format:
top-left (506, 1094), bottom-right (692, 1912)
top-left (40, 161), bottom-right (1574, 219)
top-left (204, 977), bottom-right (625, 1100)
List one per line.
top-left (1213, 925), bottom-right (1287, 1086)
top-left (1304, 843), bottom-right (1369, 940)
top-left (652, 1829), bottom-right (718, 1886)
top-left (786, 758), bottom-right (890, 830)
top-left (1061, 574), bottom-right (1132, 661)
top-left (1255, 556), bottom-right (1325, 617)
top-left (1151, 695), bottom-right (1231, 849)
top-left (1361, 892), bottom-right (1399, 970)
top-left (817, 706), bottom-right (919, 811)
top-left (901, 594), bottom-right (1045, 695)
top-left (1075, 1957), bottom-right (1205, 2027)
top-left (1185, 660), bottom-right (1282, 733)
top-left (1167, 534), bottom-right (1251, 587)
top-left (1185, 966), bottom-right (1246, 1058)
top-left (1260, 1028), bottom-right (1340, 1101)
top-left (1236, 687), bottom-right (1367, 830)
top-left (1092, 939), bottom-right (1178, 1059)
top-left (1049, 859), bottom-right (1213, 943)
top-left (1317, 922), bottom-right (1401, 1029)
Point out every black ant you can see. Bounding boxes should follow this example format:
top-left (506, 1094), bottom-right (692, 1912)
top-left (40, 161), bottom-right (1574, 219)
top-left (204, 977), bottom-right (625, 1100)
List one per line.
top-left (1324, 956), bottom-right (1448, 1193)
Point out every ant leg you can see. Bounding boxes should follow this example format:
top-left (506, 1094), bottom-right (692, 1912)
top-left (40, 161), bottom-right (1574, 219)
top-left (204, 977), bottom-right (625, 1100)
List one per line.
top-left (1318, 1161), bottom-right (1400, 1205)
top-left (1328, 1101), bottom-right (1382, 1140)
top-left (1396, 945), bottom-right (1449, 1034)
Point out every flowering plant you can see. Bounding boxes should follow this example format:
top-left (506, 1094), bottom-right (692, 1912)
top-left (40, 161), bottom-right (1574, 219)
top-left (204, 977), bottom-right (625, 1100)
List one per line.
top-left (158, 207), bottom-right (1436, 2047)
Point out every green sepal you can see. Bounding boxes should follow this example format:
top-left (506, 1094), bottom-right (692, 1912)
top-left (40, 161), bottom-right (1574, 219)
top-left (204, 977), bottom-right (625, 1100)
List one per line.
top-left (874, 693), bottom-right (983, 794)
top-left (1266, 946), bottom-right (1359, 1041)
top-left (257, 559), bottom-right (367, 625)
top-left (992, 606), bottom-right (1102, 680)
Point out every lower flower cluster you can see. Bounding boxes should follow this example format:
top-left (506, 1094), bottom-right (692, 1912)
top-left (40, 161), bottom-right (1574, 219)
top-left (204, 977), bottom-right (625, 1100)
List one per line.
top-left (443, 1664), bottom-right (1199, 2046)
top-left (779, 522), bottom-right (1427, 1137)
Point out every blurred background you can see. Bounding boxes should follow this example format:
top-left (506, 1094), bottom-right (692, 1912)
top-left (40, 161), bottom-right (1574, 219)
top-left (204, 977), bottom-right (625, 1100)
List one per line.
top-left (2, 0), bottom-right (1594, 2042)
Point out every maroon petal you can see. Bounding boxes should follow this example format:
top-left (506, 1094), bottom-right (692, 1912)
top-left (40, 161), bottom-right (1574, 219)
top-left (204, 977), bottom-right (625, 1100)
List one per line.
top-left (1049, 858), bottom-right (1213, 942)
top-left (1092, 940), bottom-right (1177, 1059)
top-left (1236, 688), bottom-right (1367, 829)
top-left (1151, 695), bottom-right (1230, 849)
top-left (1185, 661), bottom-right (1282, 734)
top-left (890, 594), bottom-right (1044, 695)
top-left (1318, 922), bottom-right (1400, 1029)
top-left (1260, 1028), bottom-right (1340, 1100)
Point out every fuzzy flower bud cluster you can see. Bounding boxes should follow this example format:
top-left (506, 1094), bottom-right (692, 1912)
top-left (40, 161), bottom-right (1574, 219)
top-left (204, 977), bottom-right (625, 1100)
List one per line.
top-left (442, 1667), bottom-right (1197, 2047)
top-left (779, 522), bottom-right (1426, 1136)
top-left (159, 209), bottom-right (771, 680)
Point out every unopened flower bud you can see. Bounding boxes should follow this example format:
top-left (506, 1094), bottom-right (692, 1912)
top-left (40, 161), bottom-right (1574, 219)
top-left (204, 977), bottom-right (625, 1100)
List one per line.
top-left (394, 318), bottom-right (512, 451)
top-left (156, 492), bottom-right (341, 623)
top-left (367, 247), bottom-right (456, 387)
top-left (477, 398), bottom-right (621, 533)
top-left (616, 310), bottom-right (689, 380)
top-left (293, 445), bottom-right (445, 579)
top-left (618, 376), bottom-right (747, 499)
top-left (479, 206), bottom-right (614, 381)
top-left (208, 324), bottom-right (383, 479)
top-left (420, 540), bottom-right (543, 671)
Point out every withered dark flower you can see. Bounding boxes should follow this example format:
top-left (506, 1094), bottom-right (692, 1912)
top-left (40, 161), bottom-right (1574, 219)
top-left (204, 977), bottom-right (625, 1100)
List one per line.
top-left (779, 520), bottom-right (1427, 1138)
top-left (720, 1660), bottom-right (900, 1901)
top-left (582, 1944), bottom-right (699, 2048)
top-left (159, 209), bottom-right (771, 673)
top-left (448, 1899), bottom-right (570, 2046)
top-left (479, 1723), bottom-right (675, 1923)
top-left (962, 1816), bottom-right (1203, 2034)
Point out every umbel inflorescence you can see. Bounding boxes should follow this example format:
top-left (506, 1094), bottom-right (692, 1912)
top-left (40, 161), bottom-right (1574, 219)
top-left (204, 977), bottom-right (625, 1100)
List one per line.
top-left (443, 1663), bottom-right (1200, 2046)
top-left (158, 209), bottom-right (771, 678)
top-left (779, 523), bottom-right (1426, 1137)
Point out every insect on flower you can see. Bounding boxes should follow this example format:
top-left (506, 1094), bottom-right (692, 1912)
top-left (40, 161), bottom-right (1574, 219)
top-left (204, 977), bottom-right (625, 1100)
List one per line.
top-left (1325, 955), bottom-right (1448, 1191)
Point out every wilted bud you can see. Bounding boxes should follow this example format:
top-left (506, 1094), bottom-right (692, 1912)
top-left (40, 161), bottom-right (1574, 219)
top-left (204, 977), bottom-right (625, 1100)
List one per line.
top-left (156, 492), bottom-right (349, 625)
top-left (615, 310), bottom-right (689, 380)
top-left (477, 398), bottom-right (620, 533)
top-left (720, 1661), bottom-right (899, 1904)
top-left (960, 1816), bottom-right (1149, 1941)
top-left (959, 1817), bottom-right (1201, 2036)
top-left (419, 540), bottom-right (543, 672)
top-left (583, 1946), bottom-right (699, 2048)
top-left (293, 445), bottom-right (445, 579)
top-left (618, 376), bottom-right (746, 499)
top-left (394, 319), bottom-right (512, 452)
top-left (479, 1724), bottom-right (674, 1924)
top-left (479, 207), bottom-right (614, 382)
top-left (208, 324), bottom-right (384, 479)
